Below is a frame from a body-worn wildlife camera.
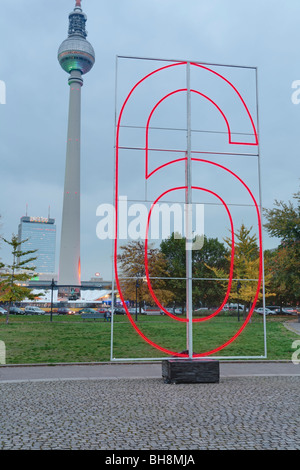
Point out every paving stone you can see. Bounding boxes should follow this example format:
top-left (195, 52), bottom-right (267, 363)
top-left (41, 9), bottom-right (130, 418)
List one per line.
top-left (0, 376), bottom-right (299, 450)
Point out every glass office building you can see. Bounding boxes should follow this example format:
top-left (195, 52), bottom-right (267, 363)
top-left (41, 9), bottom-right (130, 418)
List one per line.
top-left (18, 216), bottom-right (56, 274)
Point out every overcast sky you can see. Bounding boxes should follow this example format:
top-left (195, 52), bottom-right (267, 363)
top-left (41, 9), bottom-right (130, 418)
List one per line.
top-left (0, 0), bottom-right (299, 281)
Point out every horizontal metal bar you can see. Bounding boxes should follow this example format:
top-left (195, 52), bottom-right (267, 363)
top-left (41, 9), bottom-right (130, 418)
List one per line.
top-left (111, 355), bottom-right (267, 362)
top-left (116, 198), bottom-right (259, 208)
top-left (119, 124), bottom-right (256, 137)
top-left (116, 55), bottom-right (257, 70)
top-left (117, 146), bottom-right (259, 157)
top-left (117, 276), bottom-right (259, 281)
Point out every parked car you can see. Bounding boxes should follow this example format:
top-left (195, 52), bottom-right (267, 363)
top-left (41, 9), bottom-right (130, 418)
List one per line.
top-left (266, 306), bottom-right (281, 314)
top-left (224, 303), bottom-right (245, 311)
top-left (143, 308), bottom-right (163, 315)
top-left (255, 307), bottom-right (276, 315)
top-left (124, 308), bottom-right (136, 314)
top-left (57, 307), bottom-right (75, 315)
top-left (78, 308), bottom-right (97, 314)
top-left (10, 307), bottom-right (24, 315)
top-left (24, 306), bottom-right (46, 315)
top-left (112, 308), bottom-right (125, 315)
top-left (0, 307), bottom-right (7, 315)
top-left (96, 308), bottom-right (112, 316)
top-left (282, 307), bottom-right (298, 315)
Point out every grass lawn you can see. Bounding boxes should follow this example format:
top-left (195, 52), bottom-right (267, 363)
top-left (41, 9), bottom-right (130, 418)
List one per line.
top-left (0, 313), bottom-right (298, 364)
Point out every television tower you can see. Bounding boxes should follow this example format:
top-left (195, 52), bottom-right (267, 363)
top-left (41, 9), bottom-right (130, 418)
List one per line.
top-left (58, 0), bottom-right (95, 289)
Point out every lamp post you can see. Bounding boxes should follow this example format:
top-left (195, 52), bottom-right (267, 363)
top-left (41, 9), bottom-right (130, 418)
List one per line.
top-left (135, 278), bottom-right (140, 322)
top-left (237, 281), bottom-right (241, 321)
top-left (50, 278), bottom-right (55, 323)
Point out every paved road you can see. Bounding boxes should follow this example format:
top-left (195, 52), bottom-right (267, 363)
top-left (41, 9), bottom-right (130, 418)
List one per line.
top-left (284, 319), bottom-right (300, 336)
top-left (0, 360), bottom-right (299, 451)
top-left (1, 320), bottom-right (299, 451)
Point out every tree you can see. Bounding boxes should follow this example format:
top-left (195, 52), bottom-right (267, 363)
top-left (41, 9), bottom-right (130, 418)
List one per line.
top-left (117, 240), bottom-right (174, 313)
top-left (193, 236), bottom-right (229, 308)
top-left (263, 247), bottom-right (298, 306)
top-left (206, 224), bottom-right (268, 310)
top-left (0, 235), bottom-right (37, 324)
top-left (263, 189), bottom-right (300, 305)
top-left (160, 234), bottom-right (186, 310)
top-left (160, 233), bottom-right (228, 309)
top-left (264, 190), bottom-right (300, 244)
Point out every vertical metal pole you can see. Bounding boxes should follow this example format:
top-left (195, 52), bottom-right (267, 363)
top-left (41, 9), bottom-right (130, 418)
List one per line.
top-left (50, 278), bottom-right (54, 323)
top-left (110, 55), bottom-right (118, 361)
top-left (186, 62), bottom-right (193, 359)
top-left (237, 281), bottom-right (241, 322)
top-left (255, 67), bottom-right (267, 358)
top-left (135, 279), bottom-right (138, 322)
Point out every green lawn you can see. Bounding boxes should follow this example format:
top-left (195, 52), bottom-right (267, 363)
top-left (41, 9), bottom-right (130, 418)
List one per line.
top-left (0, 313), bottom-right (298, 364)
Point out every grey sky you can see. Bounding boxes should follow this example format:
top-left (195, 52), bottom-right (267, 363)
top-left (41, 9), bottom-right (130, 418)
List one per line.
top-left (0, 0), bottom-right (299, 281)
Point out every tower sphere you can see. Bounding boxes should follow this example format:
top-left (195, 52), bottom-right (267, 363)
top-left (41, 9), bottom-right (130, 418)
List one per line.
top-left (58, 1), bottom-right (95, 76)
top-left (58, 37), bottom-right (95, 75)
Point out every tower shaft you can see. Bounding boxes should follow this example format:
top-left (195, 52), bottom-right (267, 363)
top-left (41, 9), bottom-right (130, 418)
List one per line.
top-left (58, 71), bottom-right (82, 286)
top-left (58, 1), bottom-right (95, 292)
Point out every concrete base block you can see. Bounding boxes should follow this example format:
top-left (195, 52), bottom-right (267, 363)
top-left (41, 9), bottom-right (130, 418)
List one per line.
top-left (162, 358), bottom-right (220, 384)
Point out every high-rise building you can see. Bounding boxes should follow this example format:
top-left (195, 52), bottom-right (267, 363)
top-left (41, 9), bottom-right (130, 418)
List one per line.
top-left (57, 0), bottom-right (95, 288)
top-left (18, 216), bottom-right (56, 275)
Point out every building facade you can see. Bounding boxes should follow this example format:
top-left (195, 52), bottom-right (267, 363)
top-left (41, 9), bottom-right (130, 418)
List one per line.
top-left (18, 216), bottom-right (56, 275)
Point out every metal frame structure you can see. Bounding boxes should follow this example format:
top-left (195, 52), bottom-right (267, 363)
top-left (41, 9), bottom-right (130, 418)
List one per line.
top-left (110, 55), bottom-right (266, 362)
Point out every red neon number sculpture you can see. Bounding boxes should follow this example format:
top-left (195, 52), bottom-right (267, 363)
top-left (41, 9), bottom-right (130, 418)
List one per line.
top-left (114, 62), bottom-right (261, 357)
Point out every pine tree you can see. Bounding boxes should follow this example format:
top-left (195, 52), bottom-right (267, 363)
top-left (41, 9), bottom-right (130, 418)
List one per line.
top-left (0, 235), bottom-right (37, 324)
top-left (224, 224), bottom-right (260, 307)
top-left (206, 224), bottom-right (272, 310)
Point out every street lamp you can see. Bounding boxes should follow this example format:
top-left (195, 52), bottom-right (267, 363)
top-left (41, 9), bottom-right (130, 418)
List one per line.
top-left (135, 278), bottom-right (140, 321)
top-left (237, 281), bottom-right (242, 321)
top-left (50, 278), bottom-right (55, 323)
top-left (135, 276), bottom-right (147, 321)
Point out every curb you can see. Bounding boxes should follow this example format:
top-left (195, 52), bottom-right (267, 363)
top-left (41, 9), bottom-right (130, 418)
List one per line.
top-left (0, 359), bottom-right (294, 368)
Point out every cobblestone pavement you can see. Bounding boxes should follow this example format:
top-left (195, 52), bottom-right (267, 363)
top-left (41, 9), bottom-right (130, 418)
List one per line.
top-left (0, 375), bottom-right (299, 450)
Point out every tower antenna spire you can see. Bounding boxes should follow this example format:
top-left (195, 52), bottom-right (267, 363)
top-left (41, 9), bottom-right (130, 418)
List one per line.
top-left (75, 0), bottom-right (81, 7)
